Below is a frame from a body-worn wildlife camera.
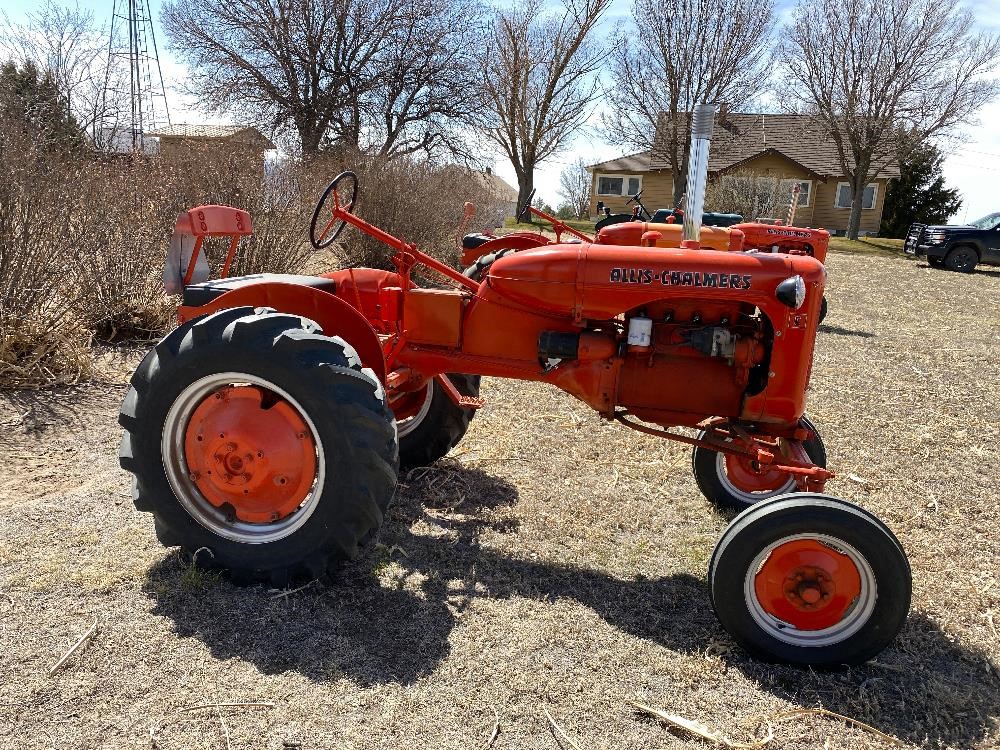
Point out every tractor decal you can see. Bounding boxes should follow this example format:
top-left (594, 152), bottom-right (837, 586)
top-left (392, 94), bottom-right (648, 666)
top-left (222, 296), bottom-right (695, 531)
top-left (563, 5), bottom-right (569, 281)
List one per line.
top-left (609, 268), bottom-right (753, 290)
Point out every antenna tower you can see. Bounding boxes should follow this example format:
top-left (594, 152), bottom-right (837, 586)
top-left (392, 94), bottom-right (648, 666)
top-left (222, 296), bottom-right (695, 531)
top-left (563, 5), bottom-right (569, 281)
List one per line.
top-left (102, 0), bottom-right (171, 151)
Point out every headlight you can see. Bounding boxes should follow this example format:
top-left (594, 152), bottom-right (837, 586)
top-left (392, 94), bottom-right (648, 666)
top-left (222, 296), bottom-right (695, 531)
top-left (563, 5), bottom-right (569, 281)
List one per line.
top-left (926, 232), bottom-right (948, 243)
top-left (776, 275), bottom-right (806, 309)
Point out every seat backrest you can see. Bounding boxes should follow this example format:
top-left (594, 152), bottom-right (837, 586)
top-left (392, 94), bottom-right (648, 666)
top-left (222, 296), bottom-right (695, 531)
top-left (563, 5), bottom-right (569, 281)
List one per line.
top-left (186, 205), bottom-right (253, 237)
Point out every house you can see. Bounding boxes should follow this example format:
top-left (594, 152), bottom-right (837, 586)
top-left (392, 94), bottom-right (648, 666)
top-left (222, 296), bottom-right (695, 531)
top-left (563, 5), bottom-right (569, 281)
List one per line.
top-left (145, 124), bottom-right (276, 174)
top-left (587, 113), bottom-right (900, 235)
top-left (476, 167), bottom-right (519, 219)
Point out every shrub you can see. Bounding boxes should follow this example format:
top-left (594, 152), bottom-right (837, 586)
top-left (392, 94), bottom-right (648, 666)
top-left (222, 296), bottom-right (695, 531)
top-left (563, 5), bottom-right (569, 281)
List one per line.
top-left (330, 154), bottom-right (507, 272)
top-left (0, 130), bottom-right (93, 387)
top-left (0, 135), bottom-right (503, 387)
top-left (705, 171), bottom-right (788, 222)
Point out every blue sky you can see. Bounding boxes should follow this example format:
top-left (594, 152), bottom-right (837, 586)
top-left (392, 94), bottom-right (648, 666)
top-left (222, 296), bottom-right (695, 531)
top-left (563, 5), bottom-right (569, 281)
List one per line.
top-left (2, 0), bottom-right (999, 221)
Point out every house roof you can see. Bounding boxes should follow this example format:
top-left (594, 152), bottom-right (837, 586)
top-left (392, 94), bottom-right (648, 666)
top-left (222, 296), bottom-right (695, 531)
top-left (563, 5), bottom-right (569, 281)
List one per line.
top-left (146, 124), bottom-right (277, 150)
top-left (588, 150), bottom-right (652, 173)
top-left (648, 113), bottom-right (899, 180)
top-left (478, 169), bottom-right (518, 202)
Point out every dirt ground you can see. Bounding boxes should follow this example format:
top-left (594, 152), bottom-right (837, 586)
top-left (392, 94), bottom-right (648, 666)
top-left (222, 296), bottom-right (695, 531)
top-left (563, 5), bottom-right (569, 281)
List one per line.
top-left (1, 250), bottom-right (998, 750)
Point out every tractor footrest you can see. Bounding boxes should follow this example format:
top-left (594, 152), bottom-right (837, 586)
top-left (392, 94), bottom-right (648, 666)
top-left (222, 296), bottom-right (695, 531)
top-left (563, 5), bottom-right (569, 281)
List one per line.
top-left (457, 395), bottom-right (485, 409)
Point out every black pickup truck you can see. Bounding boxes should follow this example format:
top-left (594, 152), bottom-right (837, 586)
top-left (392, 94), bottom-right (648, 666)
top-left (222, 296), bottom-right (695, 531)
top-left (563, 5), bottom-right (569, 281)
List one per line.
top-left (904, 212), bottom-right (1000, 272)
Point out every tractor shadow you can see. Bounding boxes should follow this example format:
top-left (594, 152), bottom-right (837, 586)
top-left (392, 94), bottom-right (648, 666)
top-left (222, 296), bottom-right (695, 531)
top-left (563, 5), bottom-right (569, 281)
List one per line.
top-left (143, 464), bottom-right (999, 748)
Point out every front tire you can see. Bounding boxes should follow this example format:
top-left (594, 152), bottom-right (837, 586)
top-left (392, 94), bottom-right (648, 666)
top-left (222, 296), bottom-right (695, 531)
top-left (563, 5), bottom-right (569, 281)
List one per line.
top-left (709, 494), bottom-right (911, 666)
top-left (944, 245), bottom-right (978, 273)
top-left (692, 416), bottom-right (826, 511)
top-left (119, 307), bottom-right (399, 584)
top-left (394, 374), bottom-right (481, 469)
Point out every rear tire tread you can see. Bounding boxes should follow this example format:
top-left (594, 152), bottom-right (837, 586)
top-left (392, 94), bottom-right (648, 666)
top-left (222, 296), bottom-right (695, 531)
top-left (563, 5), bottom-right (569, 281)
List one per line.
top-left (119, 307), bottom-right (399, 585)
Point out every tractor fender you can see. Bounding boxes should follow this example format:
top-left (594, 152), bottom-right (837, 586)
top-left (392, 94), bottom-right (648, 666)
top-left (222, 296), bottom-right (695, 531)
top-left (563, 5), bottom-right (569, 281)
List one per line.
top-left (461, 232), bottom-right (550, 266)
top-left (177, 282), bottom-right (387, 384)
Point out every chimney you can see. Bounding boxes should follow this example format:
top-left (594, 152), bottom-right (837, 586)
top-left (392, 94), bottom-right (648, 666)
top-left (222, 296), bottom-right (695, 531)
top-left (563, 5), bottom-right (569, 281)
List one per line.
top-left (485, 166), bottom-right (492, 175)
top-left (682, 103), bottom-right (718, 245)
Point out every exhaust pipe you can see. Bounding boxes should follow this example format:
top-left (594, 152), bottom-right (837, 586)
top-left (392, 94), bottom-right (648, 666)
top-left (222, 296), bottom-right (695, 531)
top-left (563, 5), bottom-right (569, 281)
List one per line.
top-left (683, 103), bottom-right (718, 246)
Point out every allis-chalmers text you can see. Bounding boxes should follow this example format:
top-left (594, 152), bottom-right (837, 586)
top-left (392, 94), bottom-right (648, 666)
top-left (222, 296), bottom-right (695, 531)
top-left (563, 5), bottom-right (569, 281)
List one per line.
top-left (609, 268), bottom-right (753, 290)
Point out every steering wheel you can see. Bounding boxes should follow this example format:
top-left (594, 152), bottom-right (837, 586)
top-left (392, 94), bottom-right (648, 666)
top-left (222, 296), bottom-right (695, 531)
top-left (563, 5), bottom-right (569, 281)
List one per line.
top-left (626, 189), bottom-right (643, 206)
top-left (310, 171), bottom-right (358, 249)
top-left (516, 188), bottom-right (537, 223)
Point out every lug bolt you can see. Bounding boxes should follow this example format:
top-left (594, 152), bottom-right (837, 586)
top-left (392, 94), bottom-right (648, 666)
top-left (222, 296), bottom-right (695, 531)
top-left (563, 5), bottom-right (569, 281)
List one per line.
top-left (242, 473), bottom-right (251, 481)
top-left (257, 451), bottom-right (264, 458)
top-left (226, 442), bottom-right (237, 452)
top-left (188, 472), bottom-right (199, 481)
top-left (270, 512), bottom-right (280, 521)
top-left (222, 473), bottom-right (232, 481)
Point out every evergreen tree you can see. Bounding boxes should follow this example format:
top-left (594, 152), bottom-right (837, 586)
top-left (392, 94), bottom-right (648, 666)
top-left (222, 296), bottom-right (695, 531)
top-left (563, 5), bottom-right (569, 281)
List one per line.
top-left (0, 60), bottom-right (85, 152)
top-left (880, 142), bottom-right (962, 237)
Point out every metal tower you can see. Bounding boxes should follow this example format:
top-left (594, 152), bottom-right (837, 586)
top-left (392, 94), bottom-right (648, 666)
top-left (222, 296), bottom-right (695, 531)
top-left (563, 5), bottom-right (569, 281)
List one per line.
top-left (101, 0), bottom-right (171, 152)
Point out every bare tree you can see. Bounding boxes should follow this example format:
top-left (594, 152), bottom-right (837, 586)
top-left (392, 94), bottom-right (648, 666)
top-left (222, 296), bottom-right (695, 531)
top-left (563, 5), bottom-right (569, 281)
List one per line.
top-left (329, 0), bottom-right (484, 159)
top-left (780, 0), bottom-right (1000, 239)
top-left (558, 157), bottom-right (592, 218)
top-left (602, 0), bottom-right (774, 205)
top-left (475, 0), bottom-right (612, 213)
top-left (0, 1), bottom-right (119, 143)
top-left (164, 0), bottom-right (480, 158)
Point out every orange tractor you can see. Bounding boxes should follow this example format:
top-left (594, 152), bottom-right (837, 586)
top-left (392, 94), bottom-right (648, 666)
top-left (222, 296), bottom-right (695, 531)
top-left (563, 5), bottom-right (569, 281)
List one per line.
top-left (461, 183), bottom-right (831, 320)
top-left (120, 106), bottom-right (909, 666)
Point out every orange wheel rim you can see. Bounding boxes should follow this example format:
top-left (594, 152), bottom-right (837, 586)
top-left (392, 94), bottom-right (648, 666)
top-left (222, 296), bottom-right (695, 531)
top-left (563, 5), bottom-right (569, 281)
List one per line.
top-left (722, 453), bottom-right (793, 493)
top-left (183, 385), bottom-right (317, 524)
top-left (753, 538), bottom-right (863, 631)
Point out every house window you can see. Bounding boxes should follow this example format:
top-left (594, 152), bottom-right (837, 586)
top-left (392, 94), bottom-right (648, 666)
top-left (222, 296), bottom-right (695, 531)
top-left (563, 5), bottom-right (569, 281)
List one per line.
top-left (835, 182), bottom-right (877, 210)
top-left (779, 179), bottom-right (811, 207)
top-left (596, 173), bottom-right (642, 196)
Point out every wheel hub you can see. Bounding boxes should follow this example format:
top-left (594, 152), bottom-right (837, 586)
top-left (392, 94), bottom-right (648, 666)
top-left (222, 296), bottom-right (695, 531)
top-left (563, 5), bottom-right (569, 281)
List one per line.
top-left (723, 453), bottom-right (792, 493)
top-left (754, 539), bottom-right (862, 631)
top-left (183, 386), bottom-right (317, 524)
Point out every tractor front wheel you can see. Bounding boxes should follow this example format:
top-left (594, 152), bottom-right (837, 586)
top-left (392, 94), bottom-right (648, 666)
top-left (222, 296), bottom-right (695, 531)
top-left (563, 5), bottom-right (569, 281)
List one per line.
top-left (691, 416), bottom-right (826, 511)
top-left (709, 494), bottom-right (910, 666)
top-left (119, 307), bottom-right (399, 584)
top-left (393, 374), bottom-right (481, 469)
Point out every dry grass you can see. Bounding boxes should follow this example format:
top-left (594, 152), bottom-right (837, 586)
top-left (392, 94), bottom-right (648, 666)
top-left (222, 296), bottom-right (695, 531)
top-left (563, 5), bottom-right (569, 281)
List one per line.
top-left (0, 250), bottom-right (998, 749)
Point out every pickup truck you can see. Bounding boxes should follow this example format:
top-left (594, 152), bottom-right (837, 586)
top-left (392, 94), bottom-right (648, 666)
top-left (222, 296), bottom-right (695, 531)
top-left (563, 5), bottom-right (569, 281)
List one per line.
top-left (904, 212), bottom-right (1000, 272)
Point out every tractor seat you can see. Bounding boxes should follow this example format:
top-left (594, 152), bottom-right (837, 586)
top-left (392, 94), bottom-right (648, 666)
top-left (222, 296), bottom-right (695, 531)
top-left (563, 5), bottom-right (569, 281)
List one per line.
top-left (182, 274), bottom-right (337, 308)
top-left (462, 233), bottom-right (492, 250)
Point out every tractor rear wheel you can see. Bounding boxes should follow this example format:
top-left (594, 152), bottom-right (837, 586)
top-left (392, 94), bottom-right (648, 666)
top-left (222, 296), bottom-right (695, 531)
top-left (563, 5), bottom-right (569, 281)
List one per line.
top-left (691, 416), bottom-right (826, 512)
top-left (394, 374), bottom-right (481, 469)
top-left (709, 494), bottom-right (910, 666)
top-left (463, 249), bottom-right (516, 282)
top-left (119, 306), bottom-right (398, 584)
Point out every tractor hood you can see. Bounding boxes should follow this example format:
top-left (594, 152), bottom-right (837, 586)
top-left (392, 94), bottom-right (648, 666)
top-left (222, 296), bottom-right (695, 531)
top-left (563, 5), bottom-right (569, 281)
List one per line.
top-left (487, 242), bottom-right (825, 321)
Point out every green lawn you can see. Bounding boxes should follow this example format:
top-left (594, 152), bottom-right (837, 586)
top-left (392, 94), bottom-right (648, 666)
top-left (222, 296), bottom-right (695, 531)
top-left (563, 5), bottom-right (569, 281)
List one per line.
top-left (827, 236), bottom-right (907, 258)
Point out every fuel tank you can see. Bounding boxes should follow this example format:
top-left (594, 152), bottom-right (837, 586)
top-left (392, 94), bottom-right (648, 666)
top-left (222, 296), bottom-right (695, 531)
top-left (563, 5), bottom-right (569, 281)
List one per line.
top-left (597, 222), bottom-right (744, 251)
top-left (487, 242), bottom-right (825, 320)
